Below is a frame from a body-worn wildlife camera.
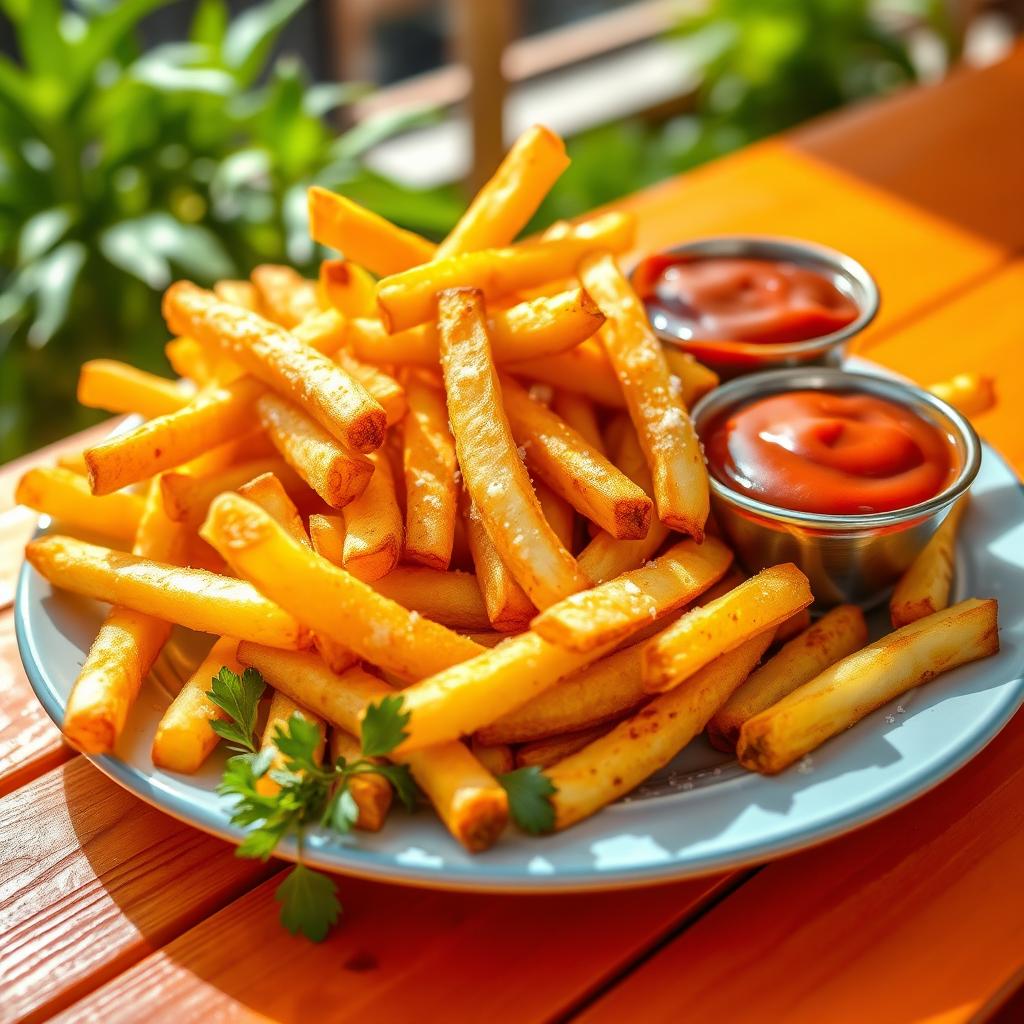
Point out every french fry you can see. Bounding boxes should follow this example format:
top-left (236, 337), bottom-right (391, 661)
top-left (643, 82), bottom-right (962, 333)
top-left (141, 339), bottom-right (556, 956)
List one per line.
top-left (56, 450), bottom-right (89, 474)
top-left (738, 598), bottom-right (999, 774)
top-left (551, 391), bottom-right (605, 455)
top-left (237, 472), bottom-right (310, 547)
top-left (708, 604), bottom-right (869, 752)
top-left (250, 264), bottom-right (320, 328)
top-left (662, 347), bottom-right (720, 407)
top-left (775, 607), bottom-right (812, 644)
top-left (201, 493), bottom-right (483, 680)
top-left (516, 722), bottom-right (615, 769)
top-left (26, 534), bottom-right (309, 649)
top-left (402, 371), bottom-right (458, 570)
top-left (346, 287), bottom-right (604, 366)
top-left (164, 282), bottom-right (385, 453)
top-left (151, 637), bottom-right (242, 773)
top-left (319, 258), bottom-right (378, 317)
top-left (16, 466), bottom-right (145, 543)
top-left (507, 339), bottom-right (627, 409)
top-left (469, 736), bottom-right (516, 776)
top-left (329, 729), bottom-right (393, 831)
top-left (532, 537), bottom-right (733, 653)
top-left (377, 211), bottom-right (636, 331)
top-left (342, 451), bottom-right (403, 582)
top-left (257, 392), bottom-right (373, 508)
top-left (550, 632), bottom-right (773, 829)
top-left (435, 124), bottom-right (569, 258)
top-left (236, 645), bottom-right (508, 851)
top-left (307, 512), bottom-right (345, 564)
top-left (581, 252), bottom-right (709, 537)
top-left (85, 376), bottom-right (266, 495)
top-left (536, 480), bottom-right (576, 552)
top-left (372, 567), bottom-right (491, 631)
top-left (78, 359), bottom-right (191, 418)
top-left (501, 376), bottom-right (653, 540)
top-left (165, 337), bottom-right (217, 384)
top-left (928, 372), bottom-right (996, 417)
top-left (439, 289), bottom-right (587, 608)
top-left (256, 690), bottom-right (327, 796)
top-left (890, 498), bottom-right (968, 628)
top-left (308, 185), bottom-right (437, 276)
top-left (335, 349), bottom-right (406, 426)
top-left (643, 563), bottom-right (814, 694)
top-left (291, 308), bottom-right (347, 356)
top-left (213, 279), bottom-right (263, 312)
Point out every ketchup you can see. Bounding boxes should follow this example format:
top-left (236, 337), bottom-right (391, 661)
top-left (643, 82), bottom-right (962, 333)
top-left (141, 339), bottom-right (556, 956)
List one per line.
top-left (634, 255), bottom-right (859, 347)
top-left (705, 391), bottom-right (957, 515)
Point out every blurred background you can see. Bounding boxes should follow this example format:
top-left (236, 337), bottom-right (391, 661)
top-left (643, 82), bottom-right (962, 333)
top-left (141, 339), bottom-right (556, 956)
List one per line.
top-left (0, 0), bottom-right (1018, 460)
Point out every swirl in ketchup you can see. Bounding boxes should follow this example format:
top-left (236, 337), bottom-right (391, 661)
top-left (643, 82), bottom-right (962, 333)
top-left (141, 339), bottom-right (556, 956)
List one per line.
top-left (705, 391), bottom-right (957, 515)
top-left (634, 255), bottom-right (859, 346)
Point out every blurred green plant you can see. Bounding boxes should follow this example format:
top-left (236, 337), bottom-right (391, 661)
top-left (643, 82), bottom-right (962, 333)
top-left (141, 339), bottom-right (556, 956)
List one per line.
top-left (0, 0), bottom-right (460, 460)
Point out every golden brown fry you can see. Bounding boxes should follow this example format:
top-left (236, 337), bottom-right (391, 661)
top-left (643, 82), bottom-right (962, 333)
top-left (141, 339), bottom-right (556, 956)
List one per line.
top-left (85, 376), bottom-right (265, 495)
top-left (551, 391), bottom-right (605, 455)
top-left (237, 645), bottom-right (508, 851)
top-left (319, 258), bottom-right (378, 317)
top-left (890, 498), bottom-right (968, 628)
top-left (469, 736), bottom-right (516, 776)
top-left (378, 212), bottom-right (636, 331)
top-left (78, 359), bottom-right (191, 418)
top-left (402, 371), bottom-right (457, 570)
top-left (202, 493), bottom-right (482, 681)
top-left (370, 566), bottom-right (490, 631)
top-left (643, 563), bottom-right (814, 694)
top-left (309, 185), bottom-right (437, 276)
top-left (164, 282), bottom-right (385, 453)
top-left (516, 722), bottom-right (616, 769)
top-left (16, 466), bottom-right (145, 543)
top-left (26, 534), bottom-right (309, 649)
top-left (307, 512), bottom-right (345, 564)
top-left (329, 729), bottom-right (393, 831)
top-left (532, 537), bottom-right (733, 653)
top-left (257, 392), bottom-right (373, 508)
top-left (436, 124), bottom-right (569, 258)
top-left (342, 451), bottom-right (403, 582)
top-left (56, 450), bottom-right (89, 474)
top-left (165, 337), bottom-right (217, 384)
top-left (535, 480), bottom-right (576, 552)
top-left (250, 264), bottom-right (319, 328)
top-left (237, 472), bottom-right (310, 547)
top-left (439, 289), bottom-right (586, 608)
top-left (550, 632), bottom-right (773, 829)
top-left (335, 349), bottom-right (406, 426)
top-left (582, 252), bottom-right (709, 537)
top-left (291, 308), bottom-right (347, 356)
top-left (346, 288), bottom-right (604, 366)
top-left (502, 376), bottom-right (652, 540)
top-left (152, 637), bottom-right (242, 773)
top-left (505, 340), bottom-right (625, 409)
top-left (739, 598), bottom-right (999, 774)
top-left (256, 690), bottom-right (327, 796)
top-left (775, 607), bottom-right (812, 645)
top-left (662, 347), bottom-right (720, 408)
top-left (708, 604), bottom-right (869, 752)
top-left (214, 279), bottom-right (263, 312)
top-left (928, 372), bottom-right (996, 417)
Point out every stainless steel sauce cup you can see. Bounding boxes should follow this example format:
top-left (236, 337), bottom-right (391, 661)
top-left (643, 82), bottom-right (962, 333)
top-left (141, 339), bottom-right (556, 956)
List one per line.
top-left (691, 368), bottom-right (981, 608)
top-left (634, 236), bottom-right (880, 379)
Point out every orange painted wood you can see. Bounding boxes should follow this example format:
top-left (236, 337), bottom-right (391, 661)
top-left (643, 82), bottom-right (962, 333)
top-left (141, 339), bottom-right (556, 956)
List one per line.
top-left (0, 758), bottom-right (275, 1024)
top-left (50, 871), bottom-right (739, 1024)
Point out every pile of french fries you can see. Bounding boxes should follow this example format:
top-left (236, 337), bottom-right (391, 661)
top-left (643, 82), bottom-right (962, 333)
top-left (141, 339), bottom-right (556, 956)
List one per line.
top-left (19, 124), bottom-right (1000, 853)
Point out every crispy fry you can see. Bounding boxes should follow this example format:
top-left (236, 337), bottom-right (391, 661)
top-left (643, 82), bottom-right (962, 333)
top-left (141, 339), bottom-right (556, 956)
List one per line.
top-left (213, 279), bottom-right (263, 312)
top-left (346, 288), bottom-right (604, 366)
top-left (582, 252), bottom-right (709, 537)
top-left (439, 289), bottom-right (586, 608)
top-left (151, 637), bottom-right (242, 773)
top-left (56, 450), bottom-right (89, 474)
top-left (532, 537), bottom-right (733, 653)
top-left (335, 349), bottom-right (406, 426)
top-left (26, 534), bottom-right (309, 649)
top-left (256, 690), bottom-right (327, 796)
top-left (436, 124), bottom-right (569, 258)
top-left (708, 604), bottom-right (869, 752)
top-left (329, 729), bottom-right (393, 831)
top-left (250, 264), bottom-right (319, 328)
top-left (85, 376), bottom-right (265, 495)
top-left (890, 497), bottom-right (968, 628)
top-left (164, 282), bottom-right (385, 453)
top-left (643, 563), bottom-right (813, 694)
top-left (237, 472), bottom-right (310, 546)
top-left (516, 722), bottom-right (615, 769)
top-left (775, 607), bottom-right (812, 644)
top-left (402, 371), bottom-right (457, 570)
top-left (469, 736), bottom-right (516, 776)
top-left (165, 337), bottom-right (217, 384)
top-left (202, 493), bottom-right (483, 681)
top-left (501, 376), bottom-right (652, 540)
top-left (377, 212), bottom-right (636, 331)
top-left (291, 308), bottom-right (347, 356)
top-left (16, 466), bottom-right (145, 543)
top-left (550, 632), bottom-right (773, 828)
top-left (237, 645), bottom-right (508, 851)
top-left (505, 340), bottom-right (625, 408)
top-left (536, 480), bottom-right (576, 552)
top-left (662, 348), bottom-right (720, 407)
top-left (341, 451), bottom-right (403, 581)
top-left (928, 372), bottom-right (996, 417)
top-left (78, 359), bottom-right (191, 418)
top-left (257, 392), bottom-right (373, 508)
top-left (739, 598), bottom-right (999, 774)
top-left (319, 258), bottom-right (378, 317)
top-left (307, 512), bottom-right (345, 564)
top-left (551, 391), bottom-right (605, 455)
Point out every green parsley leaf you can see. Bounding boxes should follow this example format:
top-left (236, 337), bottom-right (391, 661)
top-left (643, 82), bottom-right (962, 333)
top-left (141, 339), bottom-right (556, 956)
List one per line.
top-left (273, 713), bottom-right (325, 775)
top-left (206, 666), bottom-right (266, 753)
top-left (324, 785), bottom-right (361, 833)
top-left (498, 766), bottom-right (557, 835)
top-left (369, 762), bottom-right (420, 812)
top-left (276, 863), bottom-right (341, 942)
top-left (360, 695), bottom-right (410, 756)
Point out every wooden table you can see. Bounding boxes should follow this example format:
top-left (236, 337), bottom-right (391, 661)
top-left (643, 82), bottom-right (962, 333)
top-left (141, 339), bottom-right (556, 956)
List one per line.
top-left (2, 49), bottom-right (1024, 1024)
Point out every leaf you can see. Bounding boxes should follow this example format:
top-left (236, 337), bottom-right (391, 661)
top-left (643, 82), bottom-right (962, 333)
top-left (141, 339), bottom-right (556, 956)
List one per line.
top-left (130, 44), bottom-right (237, 96)
top-left (272, 713), bottom-right (324, 775)
top-left (17, 206), bottom-right (74, 266)
top-left (26, 241), bottom-right (86, 348)
top-left (302, 81), bottom-right (371, 118)
top-left (329, 105), bottom-right (442, 166)
top-left (11, 0), bottom-right (66, 80)
top-left (498, 767), bottom-right (557, 835)
top-left (236, 825), bottom-right (287, 859)
top-left (222, 0), bottom-right (306, 88)
top-left (370, 762), bottom-right (420, 813)
top-left (324, 785), bottom-right (360, 834)
top-left (275, 863), bottom-right (340, 942)
top-left (190, 0), bottom-right (229, 50)
top-left (206, 665), bottom-right (266, 753)
top-left (360, 695), bottom-right (410, 757)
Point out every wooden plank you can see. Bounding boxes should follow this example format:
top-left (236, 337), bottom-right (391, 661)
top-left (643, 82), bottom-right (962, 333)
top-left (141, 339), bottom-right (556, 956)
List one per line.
top-left (49, 870), bottom-right (739, 1024)
top-left (0, 758), bottom-right (275, 1024)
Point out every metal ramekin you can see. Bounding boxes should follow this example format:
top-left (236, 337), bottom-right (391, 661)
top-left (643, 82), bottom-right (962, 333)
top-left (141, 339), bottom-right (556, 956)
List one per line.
top-left (691, 368), bottom-right (981, 608)
top-left (632, 236), bottom-right (880, 379)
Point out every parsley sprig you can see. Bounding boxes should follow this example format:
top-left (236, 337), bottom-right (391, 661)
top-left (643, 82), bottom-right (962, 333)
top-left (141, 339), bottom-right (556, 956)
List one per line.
top-left (207, 668), bottom-right (417, 941)
top-left (497, 766), bottom-right (557, 834)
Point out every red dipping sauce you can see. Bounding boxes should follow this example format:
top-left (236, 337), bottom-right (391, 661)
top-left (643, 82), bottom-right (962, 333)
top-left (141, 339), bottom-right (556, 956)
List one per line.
top-left (634, 255), bottom-right (859, 348)
top-left (705, 390), bottom-right (957, 515)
